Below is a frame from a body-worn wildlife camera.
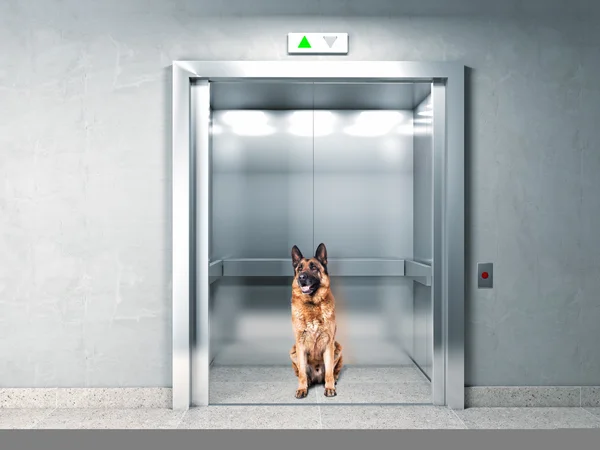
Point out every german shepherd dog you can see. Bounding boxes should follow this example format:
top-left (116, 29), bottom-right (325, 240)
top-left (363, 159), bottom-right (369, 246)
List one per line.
top-left (289, 243), bottom-right (343, 398)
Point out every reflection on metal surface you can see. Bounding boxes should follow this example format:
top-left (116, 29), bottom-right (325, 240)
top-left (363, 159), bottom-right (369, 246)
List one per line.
top-left (287, 110), bottom-right (313, 137)
top-left (412, 127), bottom-right (430, 137)
top-left (313, 112), bottom-right (413, 273)
top-left (396, 124), bottom-right (414, 136)
top-left (431, 82), bottom-right (447, 406)
top-left (211, 124), bottom-right (223, 135)
top-left (288, 110), bottom-right (336, 137)
top-left (344, 111), bottom-right (405, 137)
top-left (211, 110), bottom-right (313, 259)
top-left (209, 277), bottom-right (416, 371)
top-left (413, 118), bottom-right (432, 124)
top-left (412, 93), bottom-right (435, 391)
top-left (191, 81), bottom-right (211, 407)
top-left (172, 64), bottom-right (192, 411)
top-left (221, 110), bottom-right (276, 136)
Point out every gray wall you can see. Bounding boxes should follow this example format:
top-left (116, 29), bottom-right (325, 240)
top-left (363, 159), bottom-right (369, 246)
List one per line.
top-left (2, 0), bottom-right (600, 387)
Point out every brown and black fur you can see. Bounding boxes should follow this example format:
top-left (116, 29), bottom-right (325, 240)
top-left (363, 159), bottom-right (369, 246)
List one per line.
top-left (289, 243), bottom-right (343, 398)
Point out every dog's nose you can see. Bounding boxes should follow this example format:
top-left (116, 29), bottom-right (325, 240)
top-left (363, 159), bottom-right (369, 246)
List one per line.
top-left (298, 273), bottom-right (307, 281)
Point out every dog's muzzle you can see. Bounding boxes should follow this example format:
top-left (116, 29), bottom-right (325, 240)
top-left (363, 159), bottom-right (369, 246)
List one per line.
top-left (298, 273), bottom-right (319, 294)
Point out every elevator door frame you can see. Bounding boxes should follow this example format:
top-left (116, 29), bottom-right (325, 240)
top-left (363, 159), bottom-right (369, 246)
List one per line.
top-left (172, 61), bottom-right (465, 410)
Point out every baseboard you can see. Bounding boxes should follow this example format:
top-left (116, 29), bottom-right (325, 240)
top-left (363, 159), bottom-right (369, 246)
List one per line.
top-left (0, 388), bottom-right (172, 409)
top-left (2, 386), bottom-right (599, 408)
top-left (465, 386), bottom-right (600, 408)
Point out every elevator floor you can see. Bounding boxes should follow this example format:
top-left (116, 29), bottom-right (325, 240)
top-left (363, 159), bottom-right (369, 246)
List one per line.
top-left (209, 339), bottom-right (431, 405)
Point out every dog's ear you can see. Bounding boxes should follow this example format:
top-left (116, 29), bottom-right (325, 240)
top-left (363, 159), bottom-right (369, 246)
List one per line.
top-left (291, 245), bottom-right (303, 269)
top-left (315, 243), bottom-right (327, 266)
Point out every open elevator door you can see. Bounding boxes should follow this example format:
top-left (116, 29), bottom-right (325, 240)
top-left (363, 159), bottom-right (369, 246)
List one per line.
top-left (187, 80), bottom-right (447, 407)
top-left (174, 62), bottom-right (465, 411)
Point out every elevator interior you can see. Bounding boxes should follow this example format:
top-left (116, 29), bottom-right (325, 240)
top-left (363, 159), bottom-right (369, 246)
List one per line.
top-left (200, 80), bottom-right (437, 405)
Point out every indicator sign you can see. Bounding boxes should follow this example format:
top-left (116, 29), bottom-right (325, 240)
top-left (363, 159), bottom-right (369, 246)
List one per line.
top-left (287, 33), bottom-right (349, 54)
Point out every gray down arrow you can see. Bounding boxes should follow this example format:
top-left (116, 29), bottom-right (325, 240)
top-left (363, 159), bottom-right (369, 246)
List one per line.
top-left (323, 35), bottom-right (338, 48)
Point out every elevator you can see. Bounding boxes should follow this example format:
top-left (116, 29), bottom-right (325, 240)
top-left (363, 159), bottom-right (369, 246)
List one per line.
top-left (172, 61), bottom-right (465, 410)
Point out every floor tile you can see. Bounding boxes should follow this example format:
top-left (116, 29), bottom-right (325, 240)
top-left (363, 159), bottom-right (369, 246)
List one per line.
top-left (456, 407), bottom-right (600, 429)
top-left (319, 405), bottom-right (465, 429)
top-left (465, 387), bottom-right (581, 407)
top-left (209, 382), bottom-right (319, 404)
top-left (210, 365), bottom-right (427, 384)
top-left (0, 388), bottom-right (57, 408)
top-left (317, 382), bottom-right (431, 404)
top-left (55, 388), bottom-right (171, 408)
top-left (179, 405), bottom-right (322, 429)
top-left (337, 366), bottom-right (428, 383)
top-left (35, 408), bottom-right (184, 429)
top-left (583, 407), bottom-right (600, 419)
top-left (582, 387), bottom-right (600, 407)
top-left (210, 366), bottom-right (293, 383)
top-left (10, 406), bottom-right (599, 430)
top-left (0, 409), bottom-right (55, 429)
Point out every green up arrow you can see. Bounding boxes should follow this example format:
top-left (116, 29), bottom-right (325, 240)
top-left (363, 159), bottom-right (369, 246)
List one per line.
top-left (298, 36), bottom-right (311, 48)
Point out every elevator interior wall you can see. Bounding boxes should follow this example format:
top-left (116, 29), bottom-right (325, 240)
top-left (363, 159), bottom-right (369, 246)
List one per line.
top-left (203, 81), bottom-right (434, 405)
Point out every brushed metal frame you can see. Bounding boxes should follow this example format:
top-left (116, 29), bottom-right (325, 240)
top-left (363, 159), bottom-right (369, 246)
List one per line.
top-left (172, 61), bottom-right (465, 410)
top-left (431, 80), bottom-right (447, 406)
top-left (190, 81), bottom-right (211, 407)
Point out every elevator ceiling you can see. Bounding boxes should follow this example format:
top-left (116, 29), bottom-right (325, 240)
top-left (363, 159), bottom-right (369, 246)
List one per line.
top-left (210, 81), bottom-right (431, 111)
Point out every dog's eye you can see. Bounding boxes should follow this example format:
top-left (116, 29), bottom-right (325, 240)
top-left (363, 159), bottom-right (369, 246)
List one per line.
top-left (310, 264), bottom-right (317, 271)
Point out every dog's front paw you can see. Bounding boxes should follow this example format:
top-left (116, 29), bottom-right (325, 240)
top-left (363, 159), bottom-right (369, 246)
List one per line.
top-left (295, 388), bottom-right (308, 399)
top-left (324, 388), bottom-right (337, 397)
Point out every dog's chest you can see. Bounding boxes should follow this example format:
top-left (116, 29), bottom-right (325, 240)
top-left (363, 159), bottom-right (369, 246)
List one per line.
top-left (294, 304), bottom-right (333, 346)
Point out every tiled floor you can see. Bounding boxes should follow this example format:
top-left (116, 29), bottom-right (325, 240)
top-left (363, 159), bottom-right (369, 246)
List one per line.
top-left (3, 365), bottom-right (599, 429)
top-left (209, 365), bottom-right (431, 404)
top-left (3, 406), bottom-right (600, 429)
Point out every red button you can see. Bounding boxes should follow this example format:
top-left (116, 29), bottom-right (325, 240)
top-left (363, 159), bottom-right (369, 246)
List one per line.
top-left (481, 272), bottom-right (489, 279)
